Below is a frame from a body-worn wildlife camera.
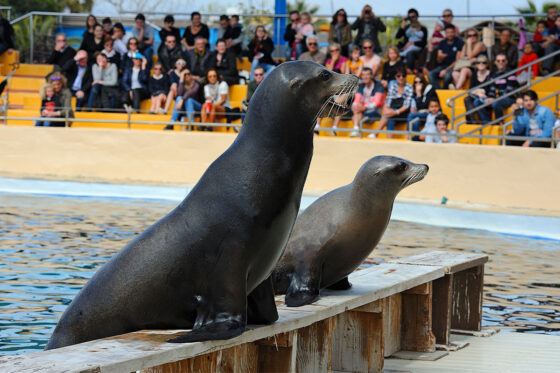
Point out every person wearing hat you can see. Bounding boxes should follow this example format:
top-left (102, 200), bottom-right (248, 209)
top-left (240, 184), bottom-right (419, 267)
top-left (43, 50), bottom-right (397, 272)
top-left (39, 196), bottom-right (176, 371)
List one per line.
top-left (65, 49), bottom-right (93, 111)
top-left (121, 52), bottom-right (149, 113)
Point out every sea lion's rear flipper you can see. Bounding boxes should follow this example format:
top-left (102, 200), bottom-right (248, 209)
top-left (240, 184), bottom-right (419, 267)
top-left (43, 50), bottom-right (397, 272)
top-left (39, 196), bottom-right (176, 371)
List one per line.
top-left (247, 275), bottom-right (279, 324)
top-left (326, 276), bottom-right (352, 290)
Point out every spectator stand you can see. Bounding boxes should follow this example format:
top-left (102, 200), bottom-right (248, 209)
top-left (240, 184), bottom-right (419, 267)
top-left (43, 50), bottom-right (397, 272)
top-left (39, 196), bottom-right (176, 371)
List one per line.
top-left (445, 49), bottom-right (560, 147)
top-left (0, 250), bottom-right (490, 373)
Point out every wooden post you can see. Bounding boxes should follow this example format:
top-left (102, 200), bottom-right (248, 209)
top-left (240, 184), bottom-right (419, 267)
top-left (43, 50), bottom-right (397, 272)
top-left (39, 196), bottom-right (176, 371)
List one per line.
top-left (295, 318), bottom-right (334, 372)
top-left (332, 300), bottom-right (384, 373)
top-left (451, 265), bottom-right (485, 331)
top-left (383, 294), bottom-right (402, 357)
top-left (432, 274), bottom-right (453, 345)
top-left (401, 282), bottom-right (436, 353)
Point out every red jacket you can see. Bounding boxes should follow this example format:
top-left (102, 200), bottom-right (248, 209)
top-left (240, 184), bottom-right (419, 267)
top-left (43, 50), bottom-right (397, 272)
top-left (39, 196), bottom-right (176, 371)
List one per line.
top-left (517, 53), bottom-right (539, 77)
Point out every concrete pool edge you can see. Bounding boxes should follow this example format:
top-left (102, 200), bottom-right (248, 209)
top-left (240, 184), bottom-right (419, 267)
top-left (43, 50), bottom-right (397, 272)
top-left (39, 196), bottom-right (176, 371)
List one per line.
top-left (2, 177), bottom-right (559, 241)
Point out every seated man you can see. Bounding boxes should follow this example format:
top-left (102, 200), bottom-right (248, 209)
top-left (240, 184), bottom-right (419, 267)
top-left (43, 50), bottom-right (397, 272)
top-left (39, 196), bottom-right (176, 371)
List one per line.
top-left (298, 35), bottom-right (326, 65)
top-left (491, 29), bottom-right (518, 70)
top-left (350, 67), bottom-right (384, 137)
top-left (486, 53), bottom-right (518, 123)
top-left (47, 33), bottom-right (76, 73)
top-left (229, 15), bottom-right (244, 57)
top-left (188, 36), bottom-right (211, 81)
top-left (507, 90), bottom-right (555, 148)
top-left (158, 34), bottom-right (189, 73)
top-left (0, 13), bottom-right (14, 56)
top-left (66, 50), bottom-right (92, 111)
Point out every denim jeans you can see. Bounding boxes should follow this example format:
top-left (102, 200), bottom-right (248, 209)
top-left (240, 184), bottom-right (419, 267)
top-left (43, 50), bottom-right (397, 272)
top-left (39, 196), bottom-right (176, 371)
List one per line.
top-left (87, 83), bottom-right (102, 108)
top-left (407, 112), bottom-right (428, 132)
top-left (35, 119), bottom-right (52, 127)
top-left (185, 98), bottom-right (202, 122)
top-left (428, 66), bottom-right (453, 89)
top-left (492, 97), bottom-right (514, 122)
top-left (473, 97), bottom-right (492, 123)
top-left (250, 59), bottom-right (276, 80)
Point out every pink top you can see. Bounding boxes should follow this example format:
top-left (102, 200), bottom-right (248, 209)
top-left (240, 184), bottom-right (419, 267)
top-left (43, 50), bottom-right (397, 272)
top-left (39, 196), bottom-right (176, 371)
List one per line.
top-left (327, 56), bottom-right (348, 71)
top-left (360, 54), bottom-right (381, 71)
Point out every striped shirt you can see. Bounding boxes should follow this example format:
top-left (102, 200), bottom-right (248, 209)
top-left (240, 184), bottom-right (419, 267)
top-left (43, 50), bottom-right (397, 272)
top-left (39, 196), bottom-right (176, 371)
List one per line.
top-left (385, 82), bottom-right (413, 109)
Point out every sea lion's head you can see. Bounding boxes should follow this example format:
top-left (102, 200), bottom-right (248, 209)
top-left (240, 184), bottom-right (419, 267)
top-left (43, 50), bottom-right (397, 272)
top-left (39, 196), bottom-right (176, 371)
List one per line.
top-left (354, 156), bottom-right (429, 197)
top-left (247, 61), bottom-right (359, 133)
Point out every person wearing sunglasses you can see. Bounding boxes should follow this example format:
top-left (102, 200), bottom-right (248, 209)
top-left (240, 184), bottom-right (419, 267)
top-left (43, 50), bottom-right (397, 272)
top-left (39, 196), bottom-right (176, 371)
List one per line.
top-left (328, 8), bottom-right (351, 57)
top-left (298, 35), bottom-right (326, 65)
top-left (360, 39), bottom-right (381, 77)
top-left (351, 4), bottom-right (386, 54)
top-left (158, 34), bottom-right (188, 74)
top-left (47, 33), bottom-right (76, 73)
top-left (325, 43), bottom-right (348, 74)
top-left (374, 65), bottom-right (413, 139)
top-left (451, 28), bottom-right (486, 90)
top-left (163, 58), bottom-right (189, 114)
top-left (486, 53), bottom-right (518, 122)
top-left (407, 73), bottom-right (438, 140)
top-left (463, 55), bottom-right (494, 123)
top-left (284, 11), bottom-right (302, 60)
top-left (396, 8), bottom-right (428, 70)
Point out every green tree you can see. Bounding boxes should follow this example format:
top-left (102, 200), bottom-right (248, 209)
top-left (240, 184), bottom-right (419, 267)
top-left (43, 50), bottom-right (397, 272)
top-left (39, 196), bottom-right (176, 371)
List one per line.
top-left (0, 0), bottom-right (92, 18)
top-left (516, 1), bottom-right (560, 28)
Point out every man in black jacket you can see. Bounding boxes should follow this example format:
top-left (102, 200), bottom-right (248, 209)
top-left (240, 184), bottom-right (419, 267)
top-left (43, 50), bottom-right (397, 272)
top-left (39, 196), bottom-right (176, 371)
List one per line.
top-left (47, 33), bottom-right (77, 73)
top-left (395, 9), bottom-right (428, 70)
top-left (158, 34), bottom-right (189, 73)
top-left (351, 4), bottom-right (386, 53)
top-left (65, 50), bottom-right (93, 111)
top-left (188, 36), bottom-right (211, 81)
top-left (0, 13), bottom-right (15, 56)
top-left (283, 11), bottom-right (301, 60)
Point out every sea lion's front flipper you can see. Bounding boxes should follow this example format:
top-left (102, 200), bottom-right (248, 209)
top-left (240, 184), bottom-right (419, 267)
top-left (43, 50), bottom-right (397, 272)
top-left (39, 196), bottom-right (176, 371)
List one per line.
top-left (284, 266), bottom-right (321, 307)
top-left (247, 275), bottom-right (279, 324)
top-left (326, 276), bottom-right (352, 290)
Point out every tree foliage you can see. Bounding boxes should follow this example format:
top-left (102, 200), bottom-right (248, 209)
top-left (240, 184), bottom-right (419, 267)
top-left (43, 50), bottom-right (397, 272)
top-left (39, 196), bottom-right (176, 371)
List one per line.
top-left (0, 0), bottom-right (92, 18)
top-left (516, 0), bottom-right (560, 27)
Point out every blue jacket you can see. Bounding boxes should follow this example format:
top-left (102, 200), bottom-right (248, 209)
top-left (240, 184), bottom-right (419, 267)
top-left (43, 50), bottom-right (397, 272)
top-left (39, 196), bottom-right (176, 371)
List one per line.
top-left (121, 67), bottom-right (149, 92)
top-left (512, 104), bottom-right (555, 143)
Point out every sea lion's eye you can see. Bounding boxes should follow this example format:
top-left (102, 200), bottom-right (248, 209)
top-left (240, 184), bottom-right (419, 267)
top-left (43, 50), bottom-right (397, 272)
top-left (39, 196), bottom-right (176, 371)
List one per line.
top-left (396, 162), bottom-right (407, 172)
top-left (319, 70), bottom-right (331, 81)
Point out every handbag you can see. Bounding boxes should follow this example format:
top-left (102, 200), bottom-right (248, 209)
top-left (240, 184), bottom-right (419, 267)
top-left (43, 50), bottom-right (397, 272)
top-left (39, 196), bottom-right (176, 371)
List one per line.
top-left (453, 58), bottom-right (472, 71)
top-left (389, 97), bottom-right (404, 110)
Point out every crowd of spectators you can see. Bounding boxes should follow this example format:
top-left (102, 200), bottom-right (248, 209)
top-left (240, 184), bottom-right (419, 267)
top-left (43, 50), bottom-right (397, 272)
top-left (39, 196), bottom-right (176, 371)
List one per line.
top-left (32, 6), bottom-right (560, 145)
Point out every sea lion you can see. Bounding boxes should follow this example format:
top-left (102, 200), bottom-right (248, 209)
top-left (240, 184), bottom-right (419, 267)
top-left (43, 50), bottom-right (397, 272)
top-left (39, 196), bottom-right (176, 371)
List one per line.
top-left (273, 156), bottom-right (429, 307)
top-left (45, 61), bottom-right (358, 349)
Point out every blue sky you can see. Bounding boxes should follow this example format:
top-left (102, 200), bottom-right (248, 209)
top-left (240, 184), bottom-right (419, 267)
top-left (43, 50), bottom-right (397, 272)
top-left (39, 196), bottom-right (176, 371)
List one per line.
top-left (93, 0), bottom-right (550, 18)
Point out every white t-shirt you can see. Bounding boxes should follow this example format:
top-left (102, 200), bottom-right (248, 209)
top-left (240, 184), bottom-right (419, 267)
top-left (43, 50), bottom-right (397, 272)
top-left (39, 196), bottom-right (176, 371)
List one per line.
top-left (204, 81), bottom-right (230, 108)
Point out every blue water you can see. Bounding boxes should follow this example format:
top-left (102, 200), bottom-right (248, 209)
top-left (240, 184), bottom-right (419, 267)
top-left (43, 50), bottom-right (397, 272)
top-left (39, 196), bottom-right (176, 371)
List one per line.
top-left (0, 193), bottom-right (559, 356)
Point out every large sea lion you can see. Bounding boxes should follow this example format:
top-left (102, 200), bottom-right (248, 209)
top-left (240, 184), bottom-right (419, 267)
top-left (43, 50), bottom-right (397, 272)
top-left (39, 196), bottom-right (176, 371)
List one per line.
top-left (45, 61), bottom-right (358, 349)
top-left (274, 156), bottom-right (429, 307)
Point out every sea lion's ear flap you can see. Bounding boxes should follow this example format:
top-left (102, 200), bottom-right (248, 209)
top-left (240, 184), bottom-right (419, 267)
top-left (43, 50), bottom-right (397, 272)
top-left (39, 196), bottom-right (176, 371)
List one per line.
top-left (289, 78), bottom-right (303, 90)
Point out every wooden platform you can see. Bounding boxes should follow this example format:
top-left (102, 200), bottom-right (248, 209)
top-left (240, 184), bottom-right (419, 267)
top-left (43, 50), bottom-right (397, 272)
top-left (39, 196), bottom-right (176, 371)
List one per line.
top-left (0, 251), bottom-right (489, 372)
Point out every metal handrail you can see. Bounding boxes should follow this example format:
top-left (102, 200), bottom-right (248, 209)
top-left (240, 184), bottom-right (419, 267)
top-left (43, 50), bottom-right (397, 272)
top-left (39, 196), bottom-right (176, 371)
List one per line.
top-left (447, 49), bottom-right (560, 127)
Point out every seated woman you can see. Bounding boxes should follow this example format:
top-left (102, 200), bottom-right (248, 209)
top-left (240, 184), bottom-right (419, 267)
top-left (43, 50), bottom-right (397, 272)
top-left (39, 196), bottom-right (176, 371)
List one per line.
top-left (167, 68), bottom-right (202, 130)
top-left (381, 46), bottom-right (405, 90)
top-left (325, 43), bottom-right (348, 73)
top-left (407, 73), bottom-right (438, 138)
top-left (101, 37), bottom-right (121, 71)
top-left (148, 62), bottom-right (170, 114)
top-left (463, 55), bottom-right (494, 123)
top-left (88, 52), bottom-right (119, 111)
top-left (80, 24), bottom-right (105, 65)
top-left (452, 28), bottom-right (486, 89)
top-left (122, 37), bottom-right (141, 71)
top-left (208, 38), bottom-right (239, 86)
top-left (248, 25), bottom-right (276, 79)
top-left (163, 58), bottom-right (187, 114)
top-left (35, 83), bottom-right (62, 127)
top-left (374, 65), bottom-right (413, 139)
top-left (201, 68), bottom-right (230, 129)
top-left (121, 52), bottom-right (149, 113)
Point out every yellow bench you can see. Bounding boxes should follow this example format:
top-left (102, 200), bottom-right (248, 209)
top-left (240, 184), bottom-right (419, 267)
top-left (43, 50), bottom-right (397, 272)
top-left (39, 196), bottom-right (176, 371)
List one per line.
top-left (0, 50), bottom-right (19, 75)
top-left (14, 64), bottom-right (53, 78)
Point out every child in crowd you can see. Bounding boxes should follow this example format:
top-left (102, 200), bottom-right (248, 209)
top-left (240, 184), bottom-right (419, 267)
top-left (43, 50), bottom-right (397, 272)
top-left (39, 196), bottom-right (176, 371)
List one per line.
top-left (422, 114), bottom-right (457, 143)
top-left (346, 46), bottom-right (363, 78)
top-left (400, 21), bottom-right (425, 61)
top-left (414, 98), bottom-right (441, 141)
top-left (163, 58), bottom-right (187, 114)
top-left (533, 20), bottom-right (551, 56)
top-left (381, 46), bottom-right (405, 90)
top-left (148, 62), bottom-right (170, 114)
top-left (35, 83), bottom-right (61, 127)
top-left (517, 43), bottom-right (539, 82)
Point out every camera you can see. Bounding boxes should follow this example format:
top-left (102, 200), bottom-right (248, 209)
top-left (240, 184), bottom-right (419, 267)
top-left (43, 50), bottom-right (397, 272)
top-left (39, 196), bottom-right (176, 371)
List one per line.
top-left (365, 9), bottom-right (371, 15)
top-left (514, 106), bottom-right (524, 116)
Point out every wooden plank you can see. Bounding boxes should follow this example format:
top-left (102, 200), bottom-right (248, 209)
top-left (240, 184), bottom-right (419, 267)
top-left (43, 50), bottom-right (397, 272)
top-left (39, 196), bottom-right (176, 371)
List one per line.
top-left (256, 331), bottom-right (294, 348)
top-left (258, 332), bottom-right (296, 373)
top-left (432, 274), bottom-right (453, 345)
top-left (332, 311), bottom-right (384, 373)
top-left (354, 299), bottom-right (383, 313)
top-left (0, 263), bottom-right (444, 372)
top-left (401, 282), bottom-right (435, 353)
top-left (390, 350), bottom-right (448, 361)
top-left (404, 283), bottom-right (430, 295)
top-left (295, 318), bottom-right (334, 372)
top-left (390, 250), bottom-right (488, 274)
top-left (383, 294), bottom-right (402, 358)
top-left (451, 265), bottom-right (484, 331)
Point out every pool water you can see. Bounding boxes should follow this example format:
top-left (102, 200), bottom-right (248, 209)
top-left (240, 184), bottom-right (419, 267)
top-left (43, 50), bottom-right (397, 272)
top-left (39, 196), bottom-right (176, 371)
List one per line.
top-left (1, 194), bottom-right (559, 356)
